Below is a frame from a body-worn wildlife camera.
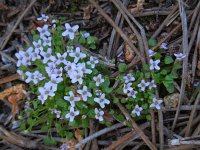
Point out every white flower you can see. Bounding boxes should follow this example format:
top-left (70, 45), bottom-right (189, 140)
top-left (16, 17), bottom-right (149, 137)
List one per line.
top-left (42, 36), bottom-right (52, 47)
top-left (95, 108), bottom-right (104, 121)
top-left (160, 43), bottom-right (168, 49)
top-left (150, 59), bottom-right (160, 71)
top-left (44, 82), bottom-right (57, 92)
top-left (17, 70), bottom-right (25, 80)
top-left (127, 89), bottom-right (138, 98)
top-left (25, 71), bottom-right (44, 84)
top-left (37, 14), bottom-right (49, 22)
top-left (52, 19), bottom-right (56, 28)
top-left (94, 93), bottom-right (110, 108)
top-left (37, 24), bottom-right (50, 38)
top-left (69, 47), bottom-right (86, 63)
top-left (95, 90), bottom-right (102, 96)
top-left (56, 52), bottom-right (68, 65)
top-left (40, 48), bottom-right (56, 63)
top-left (51, 109), bottom-right (61, 118)
top-left (52, 67), bottom-right (63, 77)
top-left (69, 70), bottom-right (84, 84)
top-left (64, 62), bottom-right (76, 75)
top-left (50, 74), bottom-right (63, 84)
top-left (25, 71), bottom-right (34, 83)
top-left (20, 47), bottom-right (33, 66)
top-left (123, 73), bottom-right (135, 83)
top-left (45, 62), bottom-right (56, 75)
top-left (87, 56), bottom-right (99, 68)
top-left (174, 53), bottom-right (186, 61)
top-left (15, 50), bottom-right (26, 67)
top-left (65, 107), bottom-right (80, 122)
top-left (132, 105), bottom-right (143, 116)
top-left (123, 83), bottom-right (133, 94)
top-left (148, 49), bottom-right (155, 57)
top-left (149, 80), bottom-right (157, 90)
top-left (33, 40), bottom-right (43, 51)
top-left (62, 23), bottom-right (79, 40)
top-left (77, 86), bottom-right (92, 101)
top-left (31, 49), bottom-right (41, 61)
top-left (64, 91), bottom-right (80, 107)
top-left (138, 80), bottom-right (149, 91)
top-left (38, 84), bottom-right (56, 104)
top-left (77, 63), bottom-right (92, 74)
top-left (60, 143), bottom-right (70, 150)
top-left (81, 32), bottom-right (90, 38)
top-left (150, 98), bottom-right (163, 110)
top-left (93, 74), bottom-right (104, 86)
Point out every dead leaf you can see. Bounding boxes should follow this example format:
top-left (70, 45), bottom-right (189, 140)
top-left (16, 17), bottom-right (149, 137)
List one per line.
top-left (83, 5), bottom-right (93, 20)
top-left (0, 3), bottom-right (9, 10)
top-left (124, 34), bottom-right (136, 63)
top-left (75, 129), bottom-right (83, 142)
top-left (103, 110), bottom-right (115, 122)
top-left (128, 0), bottom-right (144, 14)
top-left (0, 84), bottom-right (26, 118)
top-left (164, 93), bottom-right (179, 108)
top-left (31, 20), bottom-right (45, 30)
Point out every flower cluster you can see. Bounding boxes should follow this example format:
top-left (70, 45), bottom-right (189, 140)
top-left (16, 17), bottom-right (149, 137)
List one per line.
top-left (16, 14), bottom-right (110, 126)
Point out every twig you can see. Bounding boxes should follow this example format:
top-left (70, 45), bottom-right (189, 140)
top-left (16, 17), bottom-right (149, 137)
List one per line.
top-left (158, 110), bottom-right (164, 150)
top-left (74, 123), bottom-right (124, 149)
top-left (150, 110), bottom-right (156, 146)
top-left (166, 145), bottom-right (197, 150)
top-left (88, 0), bottom-right (145, 65)
top-left (107, 0), bottom-right (129, 59)
top-left (116, 103), bottom-right (157, 150)
top-left (185, 91), bottom-right (200, 136)
top-left (105, 122), bottom-right (150, 150)
top-left (0, 0), bottom-right (37, 51)
top-left (151, 5), bottom-right (179, 39)
top-left (172, 0), bottom-right (189, 131)
top-left (0, 74), bottom-right (20, 85)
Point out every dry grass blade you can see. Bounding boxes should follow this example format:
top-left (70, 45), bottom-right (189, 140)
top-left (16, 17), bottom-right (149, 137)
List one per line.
top-left (172, 0), bottom-right (189, 131)
top-left (117, 103), bottom-right (157, 150)
top-left (88, 0), bottom-right (145, 65)
top-left (0, 73), bottom-right (20, 85)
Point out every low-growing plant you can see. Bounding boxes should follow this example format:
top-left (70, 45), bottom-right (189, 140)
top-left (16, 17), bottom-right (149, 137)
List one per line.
top-left (15, 14), bottom-right (186, 146)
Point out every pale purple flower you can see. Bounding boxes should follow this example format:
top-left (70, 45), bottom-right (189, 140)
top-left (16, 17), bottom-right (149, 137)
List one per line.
top-left (38, 85), bottom-right (55, 104)
top-left (31, 49), bottom-right (41, 61)
top-left (138, 80), bottom-right (150, 91)
top-left (37, 24), bottom-right (50, 38)
top-left (132, 105), bottom-right (143, 116)
top-left (95, 90), bottom-right (102, 96)
top-left (150, 59), bottom-right (160, 71)
top-left (93, 74), bottom-right (104, 86)
top-left (160, 43), bottom-right (168, 49)
top-left (77, 86), bottom-right (92, 101)
top-left (25, 71), bottom-right (34, 83)
top-left (45, 62), bottom-right (56, 75)
top-left (60, 143), bottom-right (70, 150)
top-left (64, 91), bottom-right (80, 107)
top-left (69, 47), bottom-right (86, 63)
top-left (64, 62), bottom-right (76, 75)
top-left (51, 109), bottom-right (61, 118)
top-left (15, 50), bottom-right (26, 67)
top-left (56, 52), bottom-right (68, 65)
top-left (33, 40), bottom-right (43, 51)
top-left (95, 108), bottom-right (104, 121)
top-left (52, 67), bottom-right (63, 77)
top-left (174, 53), bottom-right (186, 61)
top-left (149, 80), bottom-right (157, 90)
top-left (62, 23), bottom-right (79, 40)
top-left (87, 56), bottom-right (99, 68)
top-left (127, 89), bottom-right (138, 98)
top-left (124, 73), bottom-right (135, 83)
top-left (148, 49), bottom-right (155, 57)
top-left (37, 14), bottom-right (49, 22)
top-left (17, 70), bottom-right (25, 80)
top-left (150, 98), bottom-right (163, 110)
top-left (69, 70), bottom-right (84, 84)
top-left (42, 36), bottom-right (52, 47)
top-left (81, 32), bottom-right (90, 38)
top-left (94, 93), bottom-right (110, 108)
top-left (77, 63), bottom-right (92, 74)
top-left (65, 107), bottom-right (80, 122)
top-left (123, 83), bottom-right (133, 94)
top-left (40, 48), bottom-right (56, 63)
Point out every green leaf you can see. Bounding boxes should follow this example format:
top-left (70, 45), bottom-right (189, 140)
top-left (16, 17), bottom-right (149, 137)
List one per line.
top-left (43, 137), bottom-right (57, 146)
top-left (164, 56), bottom-right (174, 64)
top-left (118, 63), bottom-right (128, 72)
top-left (160, 69), bottom-right (168, 75)
top-left (163, 80), bottom-right (175, 93)
top-left (82, 119), bottom-right (89, 128)
top-left (114, 114), bottom-right (125, 122)
top-left (113, 97), bottom-right (119, 104)
top-left (173, 63), bottom-right (182, 69)
top-left (146, 114), bottom-right (151, 120)
top-left (148, 39), bottom-right (157, 47)
top-left (145, 72), bottom-right (151, 78)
